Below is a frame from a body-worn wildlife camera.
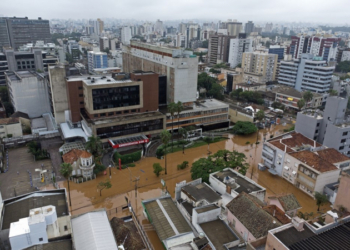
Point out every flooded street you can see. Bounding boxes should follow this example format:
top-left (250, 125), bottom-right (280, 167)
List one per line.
top-left (46, 124), bottom-right (330, 248)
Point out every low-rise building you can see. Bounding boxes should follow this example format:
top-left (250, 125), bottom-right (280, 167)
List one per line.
top-left (268, 194), bottom-right (301, 217)
top-left (209, 168), bottom-right (266, 205)
top-left (62, 149), bottom-right (95, 179)
top-left (0, 117), bottom-right (22, 138)
top-left (234, 82), bottom-right (266, 92)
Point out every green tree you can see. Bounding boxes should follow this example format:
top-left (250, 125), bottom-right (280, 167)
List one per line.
top-left (60, 163), bottom-right (73, 206)
top-left (160, 130), bottom-right (171, 175)
top-left (230, 88), bottom-right (243, 99)
top-left (203, 136), bottom-right (213, 152)
top-left (297, 99), bottom-right (306, 110)
top-left (303, 91), bottom-right (314, 105)
top-left (103, 48), bottom-right (110, 54)
top-left (202, 40), bottom-right (208, 48)
top-left (153, 163), bottom-right (164, 177)
top-left (329, 89), bottom-right (338, 96)
top-left (336, 61), bottom-right (350, 73)
top-left (232, 121), bottom-right (258, 135)
top-left (168, 102), bottom-right (177, 151)
top-left (198, 72), bottom-right (217, 91)
top-left (85, 136), bottom-right (102, 157)
top-left (176, 101), bottom-right (184, 132)
top-left (314, 192), bottom-right (328, 211)
top-left (208, 83), bottom-right (224, 100)
top-left (255, 110), bottom-right (265, 121)
top-left (65, 53), bottom-right (73, 64)
top-left (177, 161), bottom-right (189, 170)
top-left (97, 179), bottom-right (112, 196)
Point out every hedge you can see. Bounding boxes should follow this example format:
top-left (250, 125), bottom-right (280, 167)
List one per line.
top-left (114, 150), bottom-right (141, 165)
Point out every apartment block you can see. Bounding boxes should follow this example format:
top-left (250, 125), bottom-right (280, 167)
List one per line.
top-left (295, 96), bottom-right (350, 157)
top-left (0, 17), bottom-right (51, 50)
top-left (241, 51), bottom-right (278, 83)
top-left (228, 37), bottom-right (252, 68)
top-left (208, 33), bottom-right (235, 65)
top-left (87, 51), bottom-right (108, 74)
top-left (219, 20), bottom-right (242, 36)
top-left (122, 41), bottom-right (198, 105)
top-left (278, 53), bottom-right (334, 93)
top-left (288, 35), bottom-right (340, 62)
top-left (268, 45), bottom-right (286, 62)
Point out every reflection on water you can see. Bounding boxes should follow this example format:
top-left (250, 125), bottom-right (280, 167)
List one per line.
top-left (45, 124), bottom-right (330, 248)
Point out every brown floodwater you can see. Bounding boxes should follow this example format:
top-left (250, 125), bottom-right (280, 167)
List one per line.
top-left (45, 124), bottom-right (330, 249)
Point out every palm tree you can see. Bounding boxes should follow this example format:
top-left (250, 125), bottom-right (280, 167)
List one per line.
top-left (179, 127), bottom-right (188, 154)
top-left (160, 130), bottom-right (171, 175)
top-left (60, 163), bottom-right (73, 207)
top-left (297, 99), bottom-right (306, 111)
top-left (85, 135), bottom-right (102, 157)
top-left (303, 91), bottom-right (313, 107)
top-left (168, 102), bottom-right (177, 152)
top-left (176, 101), bottom-right (184, 132)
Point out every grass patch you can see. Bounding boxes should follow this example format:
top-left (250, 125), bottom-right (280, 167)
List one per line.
top-left (114, 150), bottom-right (141, 165)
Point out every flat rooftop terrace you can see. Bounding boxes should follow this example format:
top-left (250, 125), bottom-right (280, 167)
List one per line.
top-left (2, 190), bottom-right (68, 230)
top-left (213, 170), bottom-right (264, 194)
top-left (195, 204), bottom-right (219, 214)
top-left (274, 224), bottom-right (315, 247)
top-left (200, 219), bottom-right (239, 250)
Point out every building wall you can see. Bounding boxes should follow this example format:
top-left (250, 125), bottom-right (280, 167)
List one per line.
top-left (48, 65), bottom-right (69, 124)
top-left (229, 108), bottom-right (254, 123)
top-left (227, 210), bottom-right (256, 242)
top-left (341, 51), bottom-right (350, 62)
top-left (192, 205), bottom-right (221, 233)
top-left (66, 80), bottom-right (84, 123)
top-left (281, 155), bottom-right (302, 185)
top-left (7, 75), bottom-right (51, 118)
top-left (265, 231), bottom-right (288, 250)
top-left (314, 169), bottom-right (340, 194)
top-left (0, 122), bottom-right (22, 138)
top-left (334, 173), bottom-right (350, 211)
top-left (295, 112), bottom-right (322, 141)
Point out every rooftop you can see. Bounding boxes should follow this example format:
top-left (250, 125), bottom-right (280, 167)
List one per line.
top-left (11, 111), bottom-right (30, 120)
top-left (181, 182), bottom-right (221, 204)
top-left (63, 149), bottom-right (92, 165)
top-left (2, 190), bottom-right (68, 230)
top-left (195, 204), bottom-right (220, 214)
top-left (274, 224), bottom-right (315, 247)
top-left (23, 240), bottom-right (73, 250)
top-left (273, 86), bottom-right (322, 98)
top-left (263, 205), bottom-right (291, 225)
top-left (289, 150), bottom-right (338, 173)
top-left (6, 71), bottom-right (43, 81)
top-left (315, 148), bottom-right (350, 164)
top-left (212, 169), bottom-right (264, 194)
top-left (200, 220), bottom-right (239, 250)
top-left (268, 194), bottom-right (301, 212)
top-left (71, 209), bottom-right (118, 250)
top-left (236, 82), bottom-right (265, 87)
top-left (143, 196), bottom-right (192, 242)
top-left (226, 192), bottom-right (282, 239)
top-left (0, 117), bottom-right (20, 125)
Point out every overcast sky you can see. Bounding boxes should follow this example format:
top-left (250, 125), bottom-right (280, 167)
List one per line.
top-left (1, 0), bottom-right (349, 25)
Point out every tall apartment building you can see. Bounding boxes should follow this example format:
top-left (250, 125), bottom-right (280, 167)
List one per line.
top-left (66, 40), bottom-right (82, 60)
top-left (176, 33), bottom-right (187, 48)
top-left (0, 17), bottom-right (51, 51)
top-left (65, 72), bottom-right (165, 142)
top-left (288, 35), bottom-right (340, 62)
top-left (122, 41), bottom-right (198, 105)
top-left (5, 71), bottom-right (51, 118)
top-left (121, 26), bottom-right (132, 45)
top-left (244, 21), bottom-right (254, 35)
top-left (97, 18), bottom-right (104, 34)
top-left (0, 48), bottom-right (58, 85)
top-left (220, 20), bottom-right (242, 36)
top-left (268, 45), bottom-right (286, 62)
top-left (99, 37), bottom-right (109, 51)
top-left (208, 34), bottom-right (235, 64)
top-left (228, 36), bottom-right (252, 68)
top-left (87, 51), bottom-right (108, 74)
top-left (278, 53), bottom-right (334, 93)
top-left (264, 23), bottom-right (273, 32)
top-left (186, 25), bottom-right (200, 47)
top-left (241, 51), bottom-right (278, 83)
top-left (295, 96), bottom-right (350, 157)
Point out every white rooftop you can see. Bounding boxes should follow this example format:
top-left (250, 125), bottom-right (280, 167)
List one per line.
top-left (71, 210), bottom-right (118, 250)
top-left (9, 218), bottom-right (30, 238)
top-left (60, 123), bottom-right (88, 142)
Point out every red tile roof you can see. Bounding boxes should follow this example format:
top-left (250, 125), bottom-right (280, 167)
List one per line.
top-left (63, 149), bottom-right (91, 164)
top-left (289, 150), bottom-right (338, 173)
top-left (315, 148), bottom-right (350, 164)
top-left (0, 117), bottom-right (20, 125)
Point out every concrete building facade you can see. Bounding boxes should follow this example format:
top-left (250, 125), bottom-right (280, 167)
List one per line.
top-left (122, 41), bottom-right (198, 105)
top-left (278, 53), bottom-right (334, 93)
top-left (208, 34), bottom-right (235, 65)
top-left (228, 37), bottom-right (252, 68)
top-left (87, 51), bottom-right (108, 74)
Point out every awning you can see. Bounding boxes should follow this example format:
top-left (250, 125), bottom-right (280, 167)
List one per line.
top-left (268, 168), bottom-right (278, 175)
top-left (108, 134), bottom-right (149, 149)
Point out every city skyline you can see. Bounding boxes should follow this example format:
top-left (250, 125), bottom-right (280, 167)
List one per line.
top-left (1, 0), bottom-right (350, 25)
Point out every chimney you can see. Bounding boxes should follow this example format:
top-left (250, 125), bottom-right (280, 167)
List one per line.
top-left (292, 216), bottom-right (305, 232)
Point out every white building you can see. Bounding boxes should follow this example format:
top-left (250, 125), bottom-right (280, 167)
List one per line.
top-left (121, 26), bottom-right (132, 45)
top-left (5, 71), bottom-right (51, 118)
top-left (228, 38), bottom-right (252, 68)
top-left (176, 33), bottom-right (187, 48)
top-left (341, 51), bottom-right (350, 62)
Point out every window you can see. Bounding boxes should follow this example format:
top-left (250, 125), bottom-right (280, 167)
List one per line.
top-left (64, 226), bottom-right (68, 231)
top-left (341, 139), bottom-right (346, 143)
top-left (343, 132), bottom-right (348, 136)
top-left (116, 111), bottom-right (121, 114)
top-left (79, 94), bottom-right (83, 97)
top-left (131, 109), bottom-right (137, 112)
top-left (316, 123), bottom-right (320, 127)
top-left (39, 238), bottom-right (43, 242)
top-left (108, 112), bottom-right (114, 116)
top-left (124, 110), bottom-right (129, 114)
top-left (100, 113), bottom-right (106, 117)
top-left (339, 146), bottom-right (344, 150)
top-left (94, 114), bottom-right (98, 118)
top-left (80, 102), bottom-right (84, 104)
top-left (315, 130), bottom-right (318, 133)
top-left (78, 87), bottom-right (83, 90)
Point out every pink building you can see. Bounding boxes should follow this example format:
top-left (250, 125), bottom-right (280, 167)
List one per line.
top-left (268, 193), bottom-right (301, 217)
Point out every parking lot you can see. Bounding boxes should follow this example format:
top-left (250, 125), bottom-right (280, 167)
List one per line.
top-left (0, 147), bottom-right (54, 200)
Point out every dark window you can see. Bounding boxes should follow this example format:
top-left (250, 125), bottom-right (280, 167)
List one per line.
top-left (94, 114), bottom-right (98, 118)
top-left (341, 139), bottom-right (346, 143)
top-left (92, 86), bottom-right (140, 110)
top-left (116, 111), bottom-right (121, 114)
top-left (22, 61), bottom-right (25, 64)
top-left (348, 151), bottom-right (350, 155)
top-left (100, 113), bottom-right (106, 117)
top-left (39, 238), bottom-right (43, 242)
top-left (131, 109), bottom-right (137, 112)
top-left (343, 132), bottom-right (348, 136)
top-left (96, 118), bottom-right (163, 139)
top-left (339, 146), bottom-right (344, 150)
top-left (314, 136), bottom-right (317, 140)
top-left (124, 110), bottom-right (129, 114)
top-left (80, 102), bottom-right (84, 104)
top-left (315, 130), bottom-right (318, 133)
top-left (108, 112), bottom-right (114, 116)
top-left (79, 94), bottom-right (83, 97)
top-left (78, 87), bottom-right (83, 90)
top-left (64, 226), bottom-right (68, 231)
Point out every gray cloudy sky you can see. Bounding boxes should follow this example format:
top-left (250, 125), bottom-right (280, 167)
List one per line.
top-left (1, 0), bottom-right (349, 24)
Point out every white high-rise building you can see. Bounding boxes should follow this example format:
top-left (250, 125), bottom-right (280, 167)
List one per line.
top-left (121, 26), bottom-right (132, 45)
top-left (228, 38), bottom-right (252, 68)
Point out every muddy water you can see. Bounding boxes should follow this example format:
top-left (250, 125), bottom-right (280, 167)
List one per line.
top-left (48, 124), bottom-right (330, 248)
